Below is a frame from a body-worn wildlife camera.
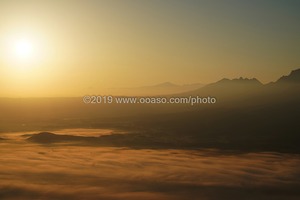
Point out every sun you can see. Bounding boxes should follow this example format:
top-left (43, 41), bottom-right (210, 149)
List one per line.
top-left (14, 39), bottom-right (34, 58)
top-left (2, 32), bottom-right (46, 75)
top-left (2, 34), bottom-right (40, 65)
top-left (12, 38), bottom-right (35, 61)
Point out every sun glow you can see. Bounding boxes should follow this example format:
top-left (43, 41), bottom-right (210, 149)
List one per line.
top-left (13, 38), bottom-right (35, 60)
top-left (1, 32), bottom-right (45, 68)
top-left (1, 32), bottom-right (49, 93)
top-left (9, 37), bottom-right (38, 64)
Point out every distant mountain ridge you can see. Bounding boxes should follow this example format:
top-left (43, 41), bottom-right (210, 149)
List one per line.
top-left (180, 76), bottom-right (262, 97)
top-left (176, 69), bottom-right (300, 104)
top-left (195, 68), bottom-right (300, 91)
top-left (276, 69), bottom-right (300, 83)
top-left (216, 77), bottom-right (262, 85)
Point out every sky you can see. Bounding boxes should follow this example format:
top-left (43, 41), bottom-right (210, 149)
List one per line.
top-left (0, 0), bottom-right (300, 97)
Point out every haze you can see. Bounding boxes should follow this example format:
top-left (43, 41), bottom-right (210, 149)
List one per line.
top-left (1, 0), bottom-right (300, 97)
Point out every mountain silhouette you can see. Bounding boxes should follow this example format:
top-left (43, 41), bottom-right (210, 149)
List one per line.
top-left (276, 68), bottom-right (300, 83)
top-left (203, 77), bottom-right (262, 91)
top-left (148, 82), bottom-right (179, 88)
top-left (215, 77), bottom-right (262, 85)
top-left (175, 69), bottom-right (300, 105)
top-left (175, 76), bottom-right (263, 104)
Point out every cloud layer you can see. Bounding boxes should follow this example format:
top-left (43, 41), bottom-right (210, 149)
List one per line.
top-left (1, 137), bottom-right (300, 200)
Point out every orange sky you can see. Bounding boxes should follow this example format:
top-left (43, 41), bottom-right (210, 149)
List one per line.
top-left (0, 0), bottom-right (300, 97)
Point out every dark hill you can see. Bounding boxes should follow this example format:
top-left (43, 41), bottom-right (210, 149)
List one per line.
top-left (27, 132), bottom-right (94, 144)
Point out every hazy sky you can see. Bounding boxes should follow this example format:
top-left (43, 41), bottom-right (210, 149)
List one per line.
top-left (0, 0), bottom-right (300, 97)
